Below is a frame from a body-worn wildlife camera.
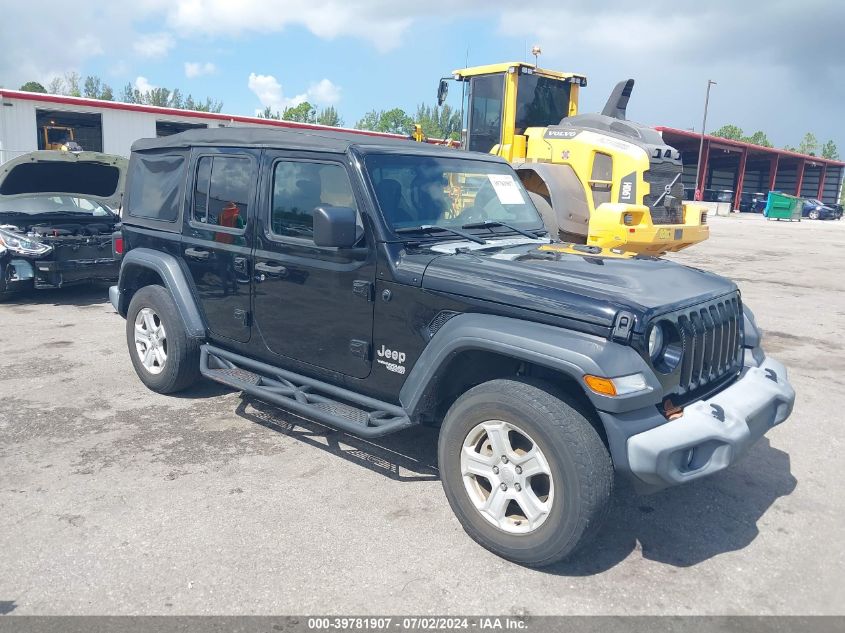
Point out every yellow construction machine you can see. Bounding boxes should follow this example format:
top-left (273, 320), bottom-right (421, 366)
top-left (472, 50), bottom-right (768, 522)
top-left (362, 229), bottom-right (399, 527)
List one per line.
top-left (41, 125), bottom-right (82, 152)
top-left (436, 62), bottom-right (708, 255)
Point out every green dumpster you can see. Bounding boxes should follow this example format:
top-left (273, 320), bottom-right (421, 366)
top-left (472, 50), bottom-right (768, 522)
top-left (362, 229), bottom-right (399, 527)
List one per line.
top-left (764, 191), bottom-right (802, 221)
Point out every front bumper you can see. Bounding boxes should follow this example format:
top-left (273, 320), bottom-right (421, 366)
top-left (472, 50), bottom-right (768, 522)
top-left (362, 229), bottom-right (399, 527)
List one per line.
top-left (31, 257), bottom-right (119, 288)
top-left (624, 354), bottom-right (794, 489)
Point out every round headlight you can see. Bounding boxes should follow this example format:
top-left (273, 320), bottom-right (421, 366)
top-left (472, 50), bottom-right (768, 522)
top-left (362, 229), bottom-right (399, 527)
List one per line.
top-left (648, 324), bottom-right (664, 359)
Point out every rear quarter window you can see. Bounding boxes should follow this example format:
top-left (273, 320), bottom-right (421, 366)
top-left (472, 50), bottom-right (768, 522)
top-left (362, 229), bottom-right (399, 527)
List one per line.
top-left (125, 152), bottom-right (187, 222)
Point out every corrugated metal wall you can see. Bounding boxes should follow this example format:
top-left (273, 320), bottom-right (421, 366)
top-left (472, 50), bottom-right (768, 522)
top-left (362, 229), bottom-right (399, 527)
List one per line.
top-left (677, 145), bottom-right (843, 204)
top-left (0, 98), bottom-right (38, 163)
top-left (0, 97), bottom-right (242, 164)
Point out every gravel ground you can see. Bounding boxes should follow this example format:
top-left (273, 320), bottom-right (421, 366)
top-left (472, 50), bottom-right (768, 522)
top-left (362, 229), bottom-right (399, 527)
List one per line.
top-left (0, 213), bottom-right (843, 615)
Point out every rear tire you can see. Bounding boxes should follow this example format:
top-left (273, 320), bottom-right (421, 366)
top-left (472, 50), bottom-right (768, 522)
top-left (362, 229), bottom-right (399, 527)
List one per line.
top-left (809, 210), bottom-right (820, 220)
top-left (438, 378), bottom-right (613, 567)
top-left (126, 285), bottom-right (201, 393)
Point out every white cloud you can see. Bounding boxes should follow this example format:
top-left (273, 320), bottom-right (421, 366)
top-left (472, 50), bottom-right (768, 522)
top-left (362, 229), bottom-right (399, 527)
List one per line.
top-left (163, 0), bottom-right (418, 52)
top-left (133, 32), bottom-right (175, 58)
top-left (184, 61), bottom-right (217, 78)
top-left (134, 76), bottom-right (157, 94)
top-left (306, 78), bottom-right (341, 105)
top-left (248, 72), bottom-right (341, 112)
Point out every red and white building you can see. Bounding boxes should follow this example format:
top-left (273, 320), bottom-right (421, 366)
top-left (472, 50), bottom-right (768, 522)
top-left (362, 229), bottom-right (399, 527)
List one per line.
top-left (0, 89), bottom-right (401, 165)
top-left (1, 89), bottom-right (842, 207)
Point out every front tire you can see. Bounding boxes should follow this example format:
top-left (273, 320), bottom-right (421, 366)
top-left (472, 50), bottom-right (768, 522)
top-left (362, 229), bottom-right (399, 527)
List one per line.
top-left (438, 378), bottom-right (613, 567)
top-left (126, 285), bottom-right (201, 393)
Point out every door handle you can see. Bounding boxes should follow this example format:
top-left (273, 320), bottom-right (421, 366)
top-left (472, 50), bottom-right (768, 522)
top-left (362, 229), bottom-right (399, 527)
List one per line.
top-left (184, 247), bottom-right (210, 261)
top-left (255, 262), bottom-right (287, 276)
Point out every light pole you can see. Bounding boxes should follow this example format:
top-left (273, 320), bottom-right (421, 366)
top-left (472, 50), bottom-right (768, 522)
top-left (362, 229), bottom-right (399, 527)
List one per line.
top-left (695, 79), bottom-right (716, 201)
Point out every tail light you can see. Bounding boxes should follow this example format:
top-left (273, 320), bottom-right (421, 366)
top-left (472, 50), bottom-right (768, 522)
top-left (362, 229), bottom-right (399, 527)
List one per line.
top-left (113, 234), bottom-right (124, 256)
top-left (623, 213), bottom-right (634, 226)
top-left (701, 212), bottom-right (708, 225)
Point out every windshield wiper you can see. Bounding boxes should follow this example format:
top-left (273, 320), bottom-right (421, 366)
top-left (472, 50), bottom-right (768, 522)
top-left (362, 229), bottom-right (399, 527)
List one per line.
top-left (395, 225), bottom-right (487, 245)
top-left (460, 220), bottom-right (543, 240)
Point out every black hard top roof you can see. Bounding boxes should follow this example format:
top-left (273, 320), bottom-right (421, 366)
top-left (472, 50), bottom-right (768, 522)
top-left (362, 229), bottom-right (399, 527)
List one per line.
top-left (131, 126), bottom-right (503, 163)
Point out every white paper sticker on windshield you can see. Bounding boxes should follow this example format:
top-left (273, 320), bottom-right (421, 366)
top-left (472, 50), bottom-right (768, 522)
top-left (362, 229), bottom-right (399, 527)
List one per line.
top-left (487, 174), bottom-right (525, 205)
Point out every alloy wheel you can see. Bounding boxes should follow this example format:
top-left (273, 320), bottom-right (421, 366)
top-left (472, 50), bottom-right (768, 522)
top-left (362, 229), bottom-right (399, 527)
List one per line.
top-left (134, 307), bottom-right (167, 375)
top-left (460, 420), bottom-right (555, 534)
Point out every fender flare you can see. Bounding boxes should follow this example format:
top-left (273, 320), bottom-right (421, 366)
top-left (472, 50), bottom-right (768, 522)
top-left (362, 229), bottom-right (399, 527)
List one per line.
top-left (399, 313), bottom-right (661, 417)
top-left (116, 247), bottom-right (205, 338)
top-left (513, 161), bottom-right (591, 240)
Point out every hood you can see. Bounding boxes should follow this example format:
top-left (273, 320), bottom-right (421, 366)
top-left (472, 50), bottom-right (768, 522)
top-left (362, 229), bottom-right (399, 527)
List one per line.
top-left (421, 245), bottom-right (737, 331)
top-left (0, 150), bottom-right (128, 210)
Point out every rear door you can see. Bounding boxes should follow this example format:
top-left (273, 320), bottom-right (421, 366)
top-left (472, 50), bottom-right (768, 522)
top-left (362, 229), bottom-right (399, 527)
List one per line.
top-left (182, 148), bottom-right (258, 343)
top-left (251, 151), bottom-right (376, 378)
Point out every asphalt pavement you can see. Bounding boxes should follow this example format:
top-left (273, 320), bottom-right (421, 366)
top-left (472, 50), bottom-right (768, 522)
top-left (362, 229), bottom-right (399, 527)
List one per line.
top-left (0, 213), bottom-right (843, 615)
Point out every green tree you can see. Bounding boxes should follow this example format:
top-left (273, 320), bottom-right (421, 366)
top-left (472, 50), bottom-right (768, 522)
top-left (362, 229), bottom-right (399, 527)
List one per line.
top-left (744, 130), bottom-right (772, 147)
top-left (317, 106), bottom-right (343, 127)
top-left (281, 101), bottom-right (316, 123)
top-left (378, 108), bottom-right (414, 135)
top-left (121, 82), bottom-right (135, 103)
top-left (64, 72), bottom-right (81, 97)
top-left (83, 75), bottom-right (101, 99)
top-left (356, 108), bottom-right (414, 135)
top-left (192, 97), bottom-right (223, 113)
top-left (258, 105), bottom-right (281, 119)
top-left (145, 87), bottom-right (172, 107)
top-left (355, 110), bottom-right (382, 131)
top-left (414, 103), bottom-right (462, 140)
top-left (798, 132), bottom-right (818, 156)
top-left (99, 84), bottom-right (114, 101)
top-left (712, 124), bottom-right (744, 140)
top-left (48, 77), bottom-right (65, 95)
top-left (821, 140), bottom-right (839, 160)
top-left (19, 81), bottom-right (46, 93)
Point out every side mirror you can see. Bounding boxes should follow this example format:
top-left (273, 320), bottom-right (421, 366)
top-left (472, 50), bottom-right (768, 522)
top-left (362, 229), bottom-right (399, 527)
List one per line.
top-left (312, 206), bottom-right (357, 248)
top-left (437, 79), bottom-right (449, 106)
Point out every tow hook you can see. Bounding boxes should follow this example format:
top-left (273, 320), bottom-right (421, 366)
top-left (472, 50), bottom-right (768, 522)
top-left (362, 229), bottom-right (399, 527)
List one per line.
top-left (710, 404), bottom-right (725, 422)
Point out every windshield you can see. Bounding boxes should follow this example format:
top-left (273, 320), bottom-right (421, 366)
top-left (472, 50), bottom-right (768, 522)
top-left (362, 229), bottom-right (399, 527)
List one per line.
top-left (46, 128), bottom-right (73, 144)
top-left (515, 75), bottom-right (571, 131)
top-left (0, 194), bottom-right (114, 216)
top-left (365, 154), bottom-right (544, 237)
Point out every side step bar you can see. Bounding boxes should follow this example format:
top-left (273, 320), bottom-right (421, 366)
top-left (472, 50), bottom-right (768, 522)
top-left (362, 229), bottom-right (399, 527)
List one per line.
top-left (200, 344), bottom-right (416, 438)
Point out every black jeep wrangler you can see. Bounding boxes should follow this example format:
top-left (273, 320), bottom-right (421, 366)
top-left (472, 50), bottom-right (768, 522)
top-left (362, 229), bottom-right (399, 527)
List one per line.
top-left (110, 127), bottom-right (795, 566)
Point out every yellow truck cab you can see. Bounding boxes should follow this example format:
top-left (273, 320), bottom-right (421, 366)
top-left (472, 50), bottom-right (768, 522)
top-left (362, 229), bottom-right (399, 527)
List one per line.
top-left (445, 62), bottom-right (708, 255)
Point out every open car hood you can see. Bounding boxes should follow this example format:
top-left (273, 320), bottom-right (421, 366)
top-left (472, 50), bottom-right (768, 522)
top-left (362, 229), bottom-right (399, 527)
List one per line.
top-left (0, 150), bottom-right (128, 210)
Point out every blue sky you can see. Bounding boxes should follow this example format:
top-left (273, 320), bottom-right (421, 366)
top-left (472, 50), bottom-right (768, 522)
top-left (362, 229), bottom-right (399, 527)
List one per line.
top-left (2, 1), bottom-right (843, 154)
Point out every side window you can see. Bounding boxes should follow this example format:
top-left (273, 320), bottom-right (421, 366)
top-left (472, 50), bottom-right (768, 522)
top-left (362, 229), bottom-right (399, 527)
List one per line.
top-left (191, 155), bottom-right (253, 230)
top-left (270, 160), bottom-right (359, 240)
top-left (126, 152), bottom-right (186, 222)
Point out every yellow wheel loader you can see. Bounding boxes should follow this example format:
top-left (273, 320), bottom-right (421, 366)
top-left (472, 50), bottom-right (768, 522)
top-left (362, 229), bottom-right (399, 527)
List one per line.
top-left (437, 62), bottom-right (708, 255)
top-left (41, 125), bottom-right (82, 152)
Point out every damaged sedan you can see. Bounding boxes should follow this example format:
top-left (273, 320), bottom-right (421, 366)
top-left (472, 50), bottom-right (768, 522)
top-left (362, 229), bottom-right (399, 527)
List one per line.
top-left (0, 150), bottom-right (126, 300)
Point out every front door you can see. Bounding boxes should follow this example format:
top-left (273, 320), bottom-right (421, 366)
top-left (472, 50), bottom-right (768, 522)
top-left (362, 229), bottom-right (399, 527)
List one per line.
top-left (182, 148), bottom-right (258, 343)
top-left (252, 152), bottom-right (376, 379)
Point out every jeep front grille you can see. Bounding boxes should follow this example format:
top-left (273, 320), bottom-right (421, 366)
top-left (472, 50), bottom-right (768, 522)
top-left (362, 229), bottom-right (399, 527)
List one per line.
top-left (673, 294), bottom-right (743, 395)
top-left (644, 162), bottom-right (685, 225)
